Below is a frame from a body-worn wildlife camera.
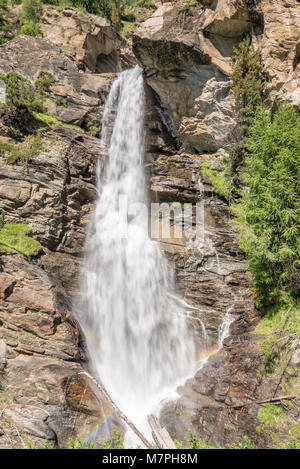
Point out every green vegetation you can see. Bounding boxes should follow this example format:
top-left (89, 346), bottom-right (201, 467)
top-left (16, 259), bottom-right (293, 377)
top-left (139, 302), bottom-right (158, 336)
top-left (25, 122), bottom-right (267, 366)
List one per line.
top-left (32, 111), bottom-right (83, 131)
top-left (102, 429), bottom-right (124, 449)
top-left (0, 0), bottom-right (16, 44)
top-left (20, 0), bottom-right (43, 37)
top-left (67, 435), bottom-right (96, 449)
top-left (0, 223), bottom-right (43, 256)
top-left (0, 134), bottom-right (43, 166)
top-left (0, 210), bottom-right (5, 229)
top-left (231, 36), bottom-right (266, 120)
top-left (201, 160), bottom-right (233, 202)
top-left (187, 430), bottom-right (221, 449)
top-left (233, 104), bottom-right (300, 307)
top-left (27, 439), bottom-right (56, 449)
top-left (27, 430), bottom-right (125, 449)
top-left (178, 431), bottom-right (253, 449)
top-left (170, 202), bottom-right (181, 208)
top-left (178, 0), bottom-right (198, 15)
top-left (35, 71), bottom-right (54, 92)
top-left (19, 20), bottom-right (43, 36)
top-left (254, 302), bottom-right (299, 448)
top-left (27, 429), bottom-right (258, 449)
top-left (255, 302), bottom-right (299, 383)
top-left (258, 404), bottom-right (286, 427)
top-left (22, 0), bottom-right (43, 22)
top-left (256, 402), bottom-right (300, 448)
top-left (229, 36), bottom-right (266, 174)
top-left (55, 96), bottom-right (68, 107)
top-left (231, 436), bottom-right (254, 449)
top-left (1, 0), bottom-right (156, 40)
top-left (119, 0), bottom-right (156, 36)
top-left (0, 72), bottom-right (44, 113)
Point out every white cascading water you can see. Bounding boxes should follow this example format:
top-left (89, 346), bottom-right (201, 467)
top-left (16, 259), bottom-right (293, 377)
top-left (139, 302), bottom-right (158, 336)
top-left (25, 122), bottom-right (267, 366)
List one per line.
top-left (76, 66), bottom-right (196, 442)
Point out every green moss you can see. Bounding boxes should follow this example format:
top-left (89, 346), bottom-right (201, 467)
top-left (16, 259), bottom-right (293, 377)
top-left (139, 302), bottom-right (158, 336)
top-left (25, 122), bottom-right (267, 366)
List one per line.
top-left (0, 223), bottom-right (43, 256)
top-left (31, 111), bottom-right (83, 132)
top-left (289, 423), bottom-right (300, 439)
top-left (170, 202), bottom-right (181, 207)
top-left (0, 390), bottom-right (9, 402)
top-left (201, 160), bottom-right (232, 202)
top-left (256, 304), bottom-right (300, 336)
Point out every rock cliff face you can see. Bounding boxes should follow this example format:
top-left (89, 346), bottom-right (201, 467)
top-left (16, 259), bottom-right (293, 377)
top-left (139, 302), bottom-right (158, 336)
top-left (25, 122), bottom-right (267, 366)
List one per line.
top-left (0, 0), bottom-right (299, 448)
top-left (0, 35), bottom-right (114, 129)
top-left (133, 0), bottom-right (300, 152)
top-left (0, 121), bottom-right (121, 447)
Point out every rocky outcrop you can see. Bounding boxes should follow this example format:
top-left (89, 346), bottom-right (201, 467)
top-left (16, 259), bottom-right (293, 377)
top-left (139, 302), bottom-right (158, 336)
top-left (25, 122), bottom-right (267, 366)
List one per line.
top-left (0, 254), bottom-right (119, 448)
top-left (0, 35), bottom-right (114, 127)
top-left (148, 150), bottom-right (267, 446)
top-left (0, 126), bottom-right (99, 254)
top-left (253, 0), bottom-right (300, 109)
top-left (133, 0), bottom-right (300, 153)
top-left (133, 2), bottom-right (240, 153)
top-left (41, 7), bottom-right (122, 73)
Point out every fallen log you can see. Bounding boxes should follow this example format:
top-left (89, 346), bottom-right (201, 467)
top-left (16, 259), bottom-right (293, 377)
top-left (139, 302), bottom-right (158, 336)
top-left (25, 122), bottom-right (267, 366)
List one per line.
top-left (229, 394), bottom-right (297, 409)
top-left (148, 414), bottom-right (177, 449)
top-left (79, 371), bottom-right (154, 449)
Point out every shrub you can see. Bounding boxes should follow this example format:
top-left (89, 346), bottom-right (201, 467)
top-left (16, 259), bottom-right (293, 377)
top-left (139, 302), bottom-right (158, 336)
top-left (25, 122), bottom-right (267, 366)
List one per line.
top-left (187, 430), bottom-right (221, 449)
top-left (19, 20), bottom-right (43, 37)
top-left (201, 160), bottom-right (233, 202)
top-left (111, 3), bottom-right (120, 30)
top-left (0, 134), bottom-right (43, 166)
top-left (0, 0), bottom-right (7, 24)
top-left (102, 429), bottom-right (124, 449)
top-left (1, 72), bottom-right (44, 113)
top-left (22, 0), bottom-right (43, 23)
top-left (231, 436), bottom-right (253, 449)
top-left (0, 210), bottom-right (5, 229)
top-left (35, 71), bottom-right (54, 92)
top-left (235, 104), bottom-right (300, 307)
top-left (70, 0), bottom-right (113, 19)
top-left (231, 36), bottom-right (266, 119)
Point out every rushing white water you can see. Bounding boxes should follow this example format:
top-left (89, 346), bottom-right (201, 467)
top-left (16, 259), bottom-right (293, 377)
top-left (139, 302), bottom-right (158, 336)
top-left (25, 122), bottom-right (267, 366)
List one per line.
top-left (217, 294), bottom-right (236, 348)
top-left (77, 66), bottom-right (196, 441)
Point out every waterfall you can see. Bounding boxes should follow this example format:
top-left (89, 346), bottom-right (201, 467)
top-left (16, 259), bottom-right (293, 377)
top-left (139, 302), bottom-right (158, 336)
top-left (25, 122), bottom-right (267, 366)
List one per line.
top-left (217, 294), bottom-right (236, 348)
top-left (76, 66), bottom-right (196, 442)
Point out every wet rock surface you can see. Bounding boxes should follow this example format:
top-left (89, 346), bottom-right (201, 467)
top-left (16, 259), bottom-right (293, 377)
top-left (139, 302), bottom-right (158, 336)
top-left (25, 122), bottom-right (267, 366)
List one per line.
top-left (0, 0), bottom-right (299, 449)
top-left (149, 151), bottom-right (269, 446)
top-left (0, 122), bottom-right (119, 448)
top-left (0, 255), bottom-right (119, 448)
